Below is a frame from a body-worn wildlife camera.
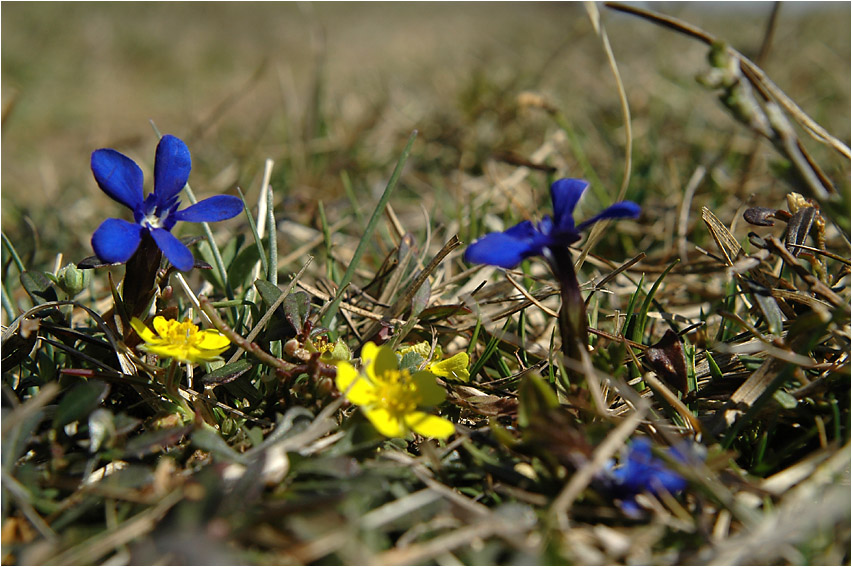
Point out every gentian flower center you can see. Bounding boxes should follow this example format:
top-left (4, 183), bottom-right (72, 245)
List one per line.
top-left (136, 194), bottom-right (179, 230)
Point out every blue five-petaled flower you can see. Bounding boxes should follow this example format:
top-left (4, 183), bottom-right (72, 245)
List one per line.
top-left (464, 178), bottom-right (641, 269)
top-left (91, 135), bottom-right (243, 272)
top-left (607, 438), bottom-right (691, 516)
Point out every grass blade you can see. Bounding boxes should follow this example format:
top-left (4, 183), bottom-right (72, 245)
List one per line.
top-left (320, 130), bottom-right (418, 331)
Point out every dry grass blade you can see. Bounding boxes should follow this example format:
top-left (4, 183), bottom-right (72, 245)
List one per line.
top-left (763, 236), bottom-right (848, 310)
top-left (715, 332), bottom-right (811, 434)
top-left (604, 1), bottom-right (851, 159)
top-left (1, 381), bottom-right (60, 430)
top-left (701, 207), bottom-right (742, 266)
top-left (702, 446), bottom-right (851, 565)
top-left (574, 1), bottom-right (634, 271)
top-left (375, 508), bottom-right (536, 566)
top-left (41, 490), bottom-right (183, 565)
top-left (359, 235), bottom-right (461, 344)
top-left (504, 272), bottom-right (559, 318)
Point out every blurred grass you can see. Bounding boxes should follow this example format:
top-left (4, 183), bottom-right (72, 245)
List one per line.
top-left (2, 2), bottom-right (850, 565)
top-left (3, 3), bottom-right (848, 267)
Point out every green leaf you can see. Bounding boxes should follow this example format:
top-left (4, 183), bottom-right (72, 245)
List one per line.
top-left (192, 423), bottom-right (248, 465)
top-left (53, 381), bottom-right (110, 428)
top-left (3, 408), bottom-right (46, 473)
top-left (237, 186), bottom-right (268, 278)
top-left (751, 286), bottom-right (784, 336)
top-left (220, 235), bottom-right (241, 272)
top-left (197, 241), bottom-right (224, 289)
top-left (1, 330), bottom-right (38, 372)
top-left (123, 425), bottom-right (193, 459)
top-left (201, 360), bottom-right (253, 386)
top-left (399, 350), bottom-right (426, 372)
top-left (283, 291), bottom-right (311, 334)
top-left (254, 278), bottom-right (283, 307)
top-left (706, 351), bottom-right (723, 382)
top-left (518, 374), bottom-right (559, 429)
top-left (411, 279), bottom-right (431, 316)
top-left (773, 389), bottom-right (798, 409)
top-left (20, 271), bottom-right (58, 305)
top-left (228, 244), bottom-right (261, 290)
top-left (419, 304), bottom-right (470, 323)
top-left (635, 258), bottom-right (679, 340)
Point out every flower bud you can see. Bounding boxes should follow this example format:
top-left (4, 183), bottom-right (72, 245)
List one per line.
top-left (57, 263), bottom-right (91, 296)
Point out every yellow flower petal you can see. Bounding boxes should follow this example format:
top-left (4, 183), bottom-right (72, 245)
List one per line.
top-left (429, 352), bottom-right (470, 382)
top-left (365, 407), bottom-right (407, 438)
top-left (142, 342), bottom-right (184, 361)
top-left (405, 411), bottom-right (455, 440)
top-left (195, 329), bottom-right (230, 350)
top-left (360, 342), bottom-right (379, 362)
top-left (130, 318), bottom-right (158, 343)
top-left (152, 316), bottom-right (171, 337)
top-left (362, 342), bottom-right (399, 378)
top-left (335, 361), bottom-right (375, 405)
top-left (411, 370), bottom-right (446, 406)
top-left (335, 360), bottom-right (359, 390)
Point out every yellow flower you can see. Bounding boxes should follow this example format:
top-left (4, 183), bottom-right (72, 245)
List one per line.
top-left (397, 341), bottom-right (470, 383)
top-left (397, 341), bottom-right (441, 360)
top-left (335, 342), bottom-right (455, 440)
top-left (428, 352), bottom-right (470, 383)
top-left (130, 316), bottom-right (230, 364)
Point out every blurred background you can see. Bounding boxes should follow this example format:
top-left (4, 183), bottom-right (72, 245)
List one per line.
top-left (2, 2), bottom-right (849, 269)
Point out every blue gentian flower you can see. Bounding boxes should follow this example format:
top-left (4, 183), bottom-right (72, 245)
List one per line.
top-left (606, 438), bottom-right (691, 516)
top-left (464, 178), bottom-right (640, 269)
top-left (90, 135), bottom-right (242, 272)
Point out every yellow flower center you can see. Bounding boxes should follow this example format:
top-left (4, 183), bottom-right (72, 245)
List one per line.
top-left (130, 316), bottom-right (230, 364)
top-left (312, 336), bottom-right (335, 355)
top-left (161, 319), bottom-right (200, 346)
top-left (372, 369), bottom-right (420, 416)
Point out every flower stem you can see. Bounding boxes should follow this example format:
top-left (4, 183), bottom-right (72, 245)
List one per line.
top-left (122, 233), bottom-right (162, 321)
top-left (549, 247), bottom-right (589, 386)
top-left (164, 359), bottom-right (180, 395)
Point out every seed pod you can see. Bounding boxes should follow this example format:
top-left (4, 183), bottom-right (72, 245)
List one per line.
top-left (785, 206), bottom-right (816, 257)
top-left (743, 207), bottom-right (777, 227)
top-left (57, 263), bottom-right (91, 296)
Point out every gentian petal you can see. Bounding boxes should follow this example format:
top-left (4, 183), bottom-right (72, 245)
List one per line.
top-left (91, 149), bottom-right (144, 210)
top-left (464, 230), bottom-right (542, 269)
top-left (550, 178), bottom-right (588, 230)
top-left (91, 218), bottom-right (143, 264)
top-left (172, 195), bottom-right (243, 223)
top-left (503, 219), bottom-right (540, 240)
top-left (576, 201), bottom-right (641, 231)
top-left (149, 227), bottom-right (194, 272)
top-left (613, 438), bottom-right (687, 495)
top-left (153, 135), bottom-right (192, 203)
